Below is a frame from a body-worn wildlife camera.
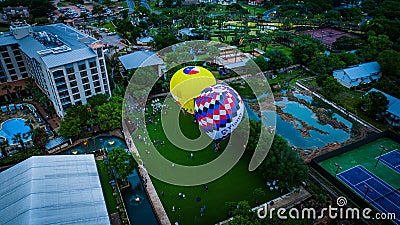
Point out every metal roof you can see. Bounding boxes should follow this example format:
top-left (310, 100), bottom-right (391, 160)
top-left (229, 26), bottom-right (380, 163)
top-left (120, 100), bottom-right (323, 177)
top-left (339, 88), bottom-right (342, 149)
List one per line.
top-left (118, 51), bottom-right (163, 70)
top-left (42, 48), bottom-right (97, 68)
top-left (0, 155), bottom-right (110, 225)
top-left (367, 88), bottom-right (400, 118)
top-left (45, 136), bottom-right (69, 150)
top-left (0, 34), bottom-right (18, 46)
top-left (343, 61), bottom-right (380, 80)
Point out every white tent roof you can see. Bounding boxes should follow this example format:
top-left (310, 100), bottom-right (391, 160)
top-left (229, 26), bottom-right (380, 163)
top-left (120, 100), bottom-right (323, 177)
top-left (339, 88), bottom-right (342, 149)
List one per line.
top-left (0, 155), bottom-right (110, 225)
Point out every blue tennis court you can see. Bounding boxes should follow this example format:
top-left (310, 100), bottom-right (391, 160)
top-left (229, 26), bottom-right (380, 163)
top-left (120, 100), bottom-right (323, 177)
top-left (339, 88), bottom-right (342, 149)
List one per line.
top-left (337, 165), bottom-right (400, 224)
top-left (378, 150), bottom-right (400, 174)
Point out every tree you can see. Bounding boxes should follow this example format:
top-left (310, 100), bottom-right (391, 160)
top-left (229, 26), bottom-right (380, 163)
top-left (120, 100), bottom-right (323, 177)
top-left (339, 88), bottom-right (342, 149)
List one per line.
top-left (31, 127), bottom-right (49, 154)
top-left (360, 91), bottom-right (389, 117)
top-left (12, 133), bottom-right (26, 152)
top-left (253, 188), bottom-right (266, 204)
top-left (87, 94), bottom-right (109, 109)
top-left (58, 104), bottom-right (92, 138)
top-left (292, 36), bottom-right (325, 66)
top-left (108, 148), bottom-right (137, 181)
top-left (1, 84), bottom-right (12, 101)
top-left (97, 95), bottom-right (123, 131)
top-left (309, 53), bottom-right (345, 75)
top-left (317, 74), bottom-right (345, 100)
top-left (378, 49), bottom-right (400, 79)
top-left (265, 49), bottom-right (292, 70)
top-left (0, 141), bottom-right (9, 157)
top-left (152, 28), bottom-right (179, 50)
top-left (230, 201), bottom-right (261, 225)
top-left (246, 56), bottom-right (268, 73)
top-left (259, 135), bottom-right (308, 189)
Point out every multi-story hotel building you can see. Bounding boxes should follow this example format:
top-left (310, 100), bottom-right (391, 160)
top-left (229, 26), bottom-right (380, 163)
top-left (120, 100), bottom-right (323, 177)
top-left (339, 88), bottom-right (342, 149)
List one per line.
top-left (0, 21), bottom-right (111, 117)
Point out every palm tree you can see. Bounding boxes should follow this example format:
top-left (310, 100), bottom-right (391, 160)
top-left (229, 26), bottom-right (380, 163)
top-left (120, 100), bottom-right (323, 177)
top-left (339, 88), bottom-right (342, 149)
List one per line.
top-left (24, 119), bottom-right (35, 128)
top-left (0, 141), bottom-right (9, 157)
top-left (31, 127), bottom-right (49, 154)
top-left (13, 86), bottom-right (23, 99)
top-left (12, 133), bottom-right (26, 152)
top-left (1, 84), bottom-right (12, 101)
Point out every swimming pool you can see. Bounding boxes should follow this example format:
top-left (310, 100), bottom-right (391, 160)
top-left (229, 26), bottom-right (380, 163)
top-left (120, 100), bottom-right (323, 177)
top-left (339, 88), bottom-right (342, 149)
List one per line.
top-left (61, 136), bottom-right (128, 154)
top-left (0, 118), bottom-right (32, 144)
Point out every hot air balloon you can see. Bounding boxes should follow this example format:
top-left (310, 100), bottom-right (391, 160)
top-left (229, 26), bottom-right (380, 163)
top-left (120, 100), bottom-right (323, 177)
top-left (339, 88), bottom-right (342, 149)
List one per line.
top-left (194, 84), bottom-right (244, 140)
top-left (170, 66), bottom-right (216, 114)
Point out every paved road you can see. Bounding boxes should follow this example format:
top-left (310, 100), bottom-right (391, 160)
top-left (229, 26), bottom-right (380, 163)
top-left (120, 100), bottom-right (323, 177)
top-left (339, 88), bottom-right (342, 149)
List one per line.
top-left (140, 0), bottom-right (161, 15)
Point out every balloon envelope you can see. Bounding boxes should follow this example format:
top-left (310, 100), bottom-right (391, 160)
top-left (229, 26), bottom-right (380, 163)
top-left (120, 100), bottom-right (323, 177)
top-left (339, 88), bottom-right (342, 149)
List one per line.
top-left (170, 66), bottom-right (216, 114)
top-left (194, 84), bottom-right (244, 140)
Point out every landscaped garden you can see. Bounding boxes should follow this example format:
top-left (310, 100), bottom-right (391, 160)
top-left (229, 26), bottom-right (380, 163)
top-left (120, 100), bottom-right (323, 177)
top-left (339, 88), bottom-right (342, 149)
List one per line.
top-left (96, 160), bottom-right (118, 214)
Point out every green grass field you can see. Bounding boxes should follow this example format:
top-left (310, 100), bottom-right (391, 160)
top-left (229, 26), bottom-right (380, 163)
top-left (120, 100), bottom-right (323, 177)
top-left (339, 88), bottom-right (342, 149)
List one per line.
top-left (143, 100), bottom-right (282, 224)
top-left (96, 160), bottom-right (118, 214)
top-left (319, 137), bottom-right (400, 189)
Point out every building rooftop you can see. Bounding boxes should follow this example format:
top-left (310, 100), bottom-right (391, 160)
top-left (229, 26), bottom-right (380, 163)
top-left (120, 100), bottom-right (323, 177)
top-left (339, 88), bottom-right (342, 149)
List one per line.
top-left (367, 88), bottom-right (400, 118)
top-left (118, 51), bottom-right (163, 70)
top-left (341, 61), bottom-right (380, 80)
top-left (0, 23), bottom-right (100, 68)
top-left (0, 155), bottom-right (110, 225)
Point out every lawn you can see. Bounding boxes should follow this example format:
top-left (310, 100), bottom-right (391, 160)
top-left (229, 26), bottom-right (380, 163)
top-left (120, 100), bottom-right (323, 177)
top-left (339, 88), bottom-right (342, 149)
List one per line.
top-left (96, 160), bottom-right (118, 214)
top-left (143, 99), bottom-right (282, 224)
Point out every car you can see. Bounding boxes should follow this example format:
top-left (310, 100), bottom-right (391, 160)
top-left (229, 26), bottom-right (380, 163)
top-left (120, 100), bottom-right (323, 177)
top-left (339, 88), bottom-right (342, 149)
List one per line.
top-left (107, 32), bottom-right (117, 36)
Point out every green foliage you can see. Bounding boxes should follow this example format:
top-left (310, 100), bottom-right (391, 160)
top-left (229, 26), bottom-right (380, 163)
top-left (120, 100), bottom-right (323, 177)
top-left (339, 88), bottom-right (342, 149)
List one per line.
top-left (253, 188), bottom-right (266, 204)
top-left (31, 127), bottom-right (49, 153)
top-left (316, 74), bottom-right (345, 100)
top-left (250, 56), bottom-right (269, 72)
top-left (360, 91), bottom-right (389, 117)
top-left (98, 96), bottom-right (123, 131)
top-left (58, 104), bottom-right (91, 138)
top-left (265, 49), bottom-right (292, 70)
top-left (378, 49), bottom-right (400, 79)
top-left (230, 201), bottom-right (261, 225)
top-left (87, 94), bottom-right (109, 109)
top-left (259, 135), bottom-right (308, 189)
top-left (309, 53), bottom-right (345, 75)
top-left (292, 36), bottom-right (325, 66)
top-left (107, 148), bottom-right (137, 180)
top-left (152, 28), bottom-right (179, 50)
top-left (0, 0), bottom-right (55, 18)
top-left (332, 36), bottom-right (365, 51)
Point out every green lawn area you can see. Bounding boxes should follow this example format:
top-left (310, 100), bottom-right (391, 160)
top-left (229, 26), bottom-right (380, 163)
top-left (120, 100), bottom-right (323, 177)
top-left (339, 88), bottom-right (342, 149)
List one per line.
top-left (92, 21), bottom-right (116, 32)
top-left (143, 100), bottom-right (282, 224)
top-left (319, 137), bottom-right (400, 189)
top-left (96, 160), bottom-right (118, 214)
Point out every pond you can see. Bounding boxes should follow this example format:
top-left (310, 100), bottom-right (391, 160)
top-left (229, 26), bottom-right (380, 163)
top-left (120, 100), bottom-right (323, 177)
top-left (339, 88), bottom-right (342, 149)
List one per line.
top-left (61, 135), bottom-right (159, 225)
top-left (246, 93), bottom-right (354, 150)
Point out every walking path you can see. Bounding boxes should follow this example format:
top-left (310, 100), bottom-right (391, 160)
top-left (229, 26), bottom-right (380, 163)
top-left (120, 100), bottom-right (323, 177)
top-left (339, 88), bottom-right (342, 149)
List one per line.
top-left (121, 122), bottom-right (171, 225)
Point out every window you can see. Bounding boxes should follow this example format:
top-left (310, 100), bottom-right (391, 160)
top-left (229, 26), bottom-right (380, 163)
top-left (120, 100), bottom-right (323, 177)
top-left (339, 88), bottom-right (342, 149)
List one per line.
top-left (22, 73), bottom-right (28, 78)
top-left (72, 87), bottom-right (79, 94)
top-left (6, 64), bottom-right (14, 69)
top-left (92, 74), bottom-right (99, 81)
top-left (83, 84), bottom-right (90, 90)
top-left (95, 87), bottom-right (101, 93)
top-left (85, 90), bottom-right (92, 96)
top-left (1, 52), bottom-right (9, 58)
top-left (70, 81), bottom-right (77, 87)
top-left (68, 74), bottom-right (76, 81)
top-left (4, 58), bottom-right (11, 64)
top-left (53, 70), bottom-right (64, 79)
top-left (89, 60), bottom-right (97, 68)
top-left (91, 68), bottom-right (98, 74)
top-left (11, 75), bottom-right (18, 81)
top-left (78, 62), bottom-right (86, 71)
top-left (80, 71), bottom-right (87, 77)
top-left (97, 48), bottom-right (102, 57)
top-left (8, 69), bottom-right (16, 75)
top-left (20, 67), bottom-right (26, 72)
top-left (82, 77), bottom-right (89, 84)
top-left (66, 65), bottom-right (74, 74)
top-left (93, 80), bottom-right (100, 87)
top-left (73, 94), bottom-right (80, 100)
top-left (15, 56), bottom-right (22, 61)
top-left (17, 61), bottom-right (24, 67)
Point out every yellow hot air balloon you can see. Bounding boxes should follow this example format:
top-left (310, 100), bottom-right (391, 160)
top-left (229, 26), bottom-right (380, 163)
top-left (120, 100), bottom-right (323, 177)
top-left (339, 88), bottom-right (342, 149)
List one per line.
top-left (170, 66), bottom-right (216, 114)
